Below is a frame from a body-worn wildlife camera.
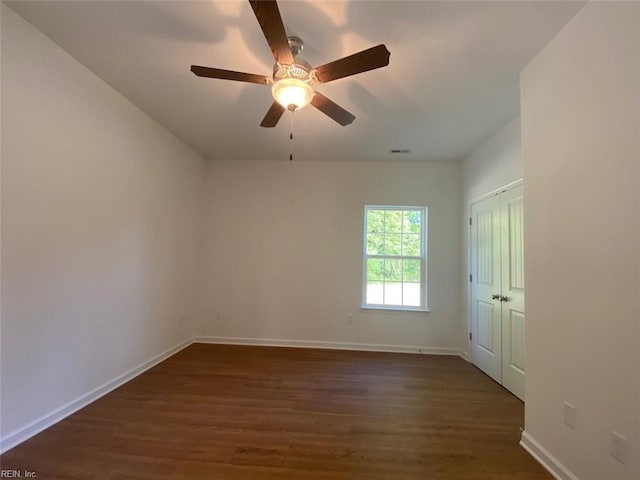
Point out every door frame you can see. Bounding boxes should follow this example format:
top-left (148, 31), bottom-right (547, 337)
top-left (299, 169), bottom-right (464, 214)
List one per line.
top-left (467, 179), bottom-right (522, 367)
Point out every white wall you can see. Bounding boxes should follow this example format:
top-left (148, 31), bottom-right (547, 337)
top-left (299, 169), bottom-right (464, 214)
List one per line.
top-left (460, 116), bottom-right (522, 357)
top-left (1, 5), bottom-right (205, 447)
top-left (463, 116), bottom-right (522, 202)
top-left (520, 2), bottom-right (639, 479)
top-left (199, 160), bottom-right (462, 352)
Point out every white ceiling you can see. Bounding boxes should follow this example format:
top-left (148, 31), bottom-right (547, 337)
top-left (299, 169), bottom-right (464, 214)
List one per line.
top-left (6, 0), bottom-right (584, 162)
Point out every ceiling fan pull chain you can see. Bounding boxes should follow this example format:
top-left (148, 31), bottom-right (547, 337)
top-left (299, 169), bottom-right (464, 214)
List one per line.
top-left (289, 109), bottom-right (295, 161)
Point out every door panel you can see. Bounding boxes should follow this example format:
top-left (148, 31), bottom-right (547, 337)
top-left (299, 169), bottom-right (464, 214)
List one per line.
top-left (508, 310), bottom-right (526, 373)
top-left (477, 300), bottom-right (496, 353)
top-left (476, 210), bottom-right (495, 285)
top-left (470, 195), bottom-right (502, 383)
top-left (508, 199), bottom-right (525, 290)
top-left (501, 185), bottom-right (525, 400)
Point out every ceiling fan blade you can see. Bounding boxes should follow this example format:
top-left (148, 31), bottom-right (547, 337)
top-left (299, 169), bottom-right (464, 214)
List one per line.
top-left (249, 0), bottom-right (294, 65)
top-left (191, 65), bottom-right (270, 85)
top-left (311, 93), bottom-right (355, 126)
top-left (260, 101), bottom-right (286, 128)
top-left (315, 44), bottom-right (390, 84)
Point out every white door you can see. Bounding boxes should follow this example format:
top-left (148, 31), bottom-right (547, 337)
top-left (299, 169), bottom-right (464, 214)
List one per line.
top-left (500, 185), bottom-right (525, 400)
top-left (470, 195), bottom-right (502, 384)
top-left (469, 184), bottom-right (525, 400)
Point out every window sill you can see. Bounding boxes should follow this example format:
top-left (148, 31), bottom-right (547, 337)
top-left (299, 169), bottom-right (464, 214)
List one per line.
top-left (361, 305), bottom-right (430, 313)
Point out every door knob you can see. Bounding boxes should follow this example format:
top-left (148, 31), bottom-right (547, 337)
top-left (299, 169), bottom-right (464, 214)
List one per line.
top-left (500, 295), bottom-right (509, 302)
top-left (492, 294), bottom-right (500, 300)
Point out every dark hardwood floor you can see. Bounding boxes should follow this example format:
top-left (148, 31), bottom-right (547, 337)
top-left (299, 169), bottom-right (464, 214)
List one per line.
top-left (1, 343), bottom-right (551, 479)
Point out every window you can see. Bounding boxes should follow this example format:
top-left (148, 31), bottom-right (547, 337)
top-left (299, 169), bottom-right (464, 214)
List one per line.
top-left (362, 206), bottom-right (427, 311)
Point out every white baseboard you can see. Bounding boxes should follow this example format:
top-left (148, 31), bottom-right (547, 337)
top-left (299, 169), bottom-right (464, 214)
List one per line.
top-left (520, 430), bottom-right (581, 480)
top-left (193, 335), bottom-right (465, 357)
top-left (0, 337), bottom-right (193, 454)
top-left (458, 349), bottom-right (471, 362)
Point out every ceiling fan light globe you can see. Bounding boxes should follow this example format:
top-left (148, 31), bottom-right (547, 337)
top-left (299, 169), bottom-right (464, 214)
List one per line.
top-left (272, 78), bottom-right (314, 110)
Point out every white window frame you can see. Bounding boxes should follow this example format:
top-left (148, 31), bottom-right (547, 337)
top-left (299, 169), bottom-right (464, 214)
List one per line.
top-left (361, 205), bottom-right (428, 312)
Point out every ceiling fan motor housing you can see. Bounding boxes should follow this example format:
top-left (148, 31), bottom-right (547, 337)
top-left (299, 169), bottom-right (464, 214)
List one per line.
top-left (272, 36), bottom-right (317, 85)
top-left (272, 60), bottom-right (315, 83)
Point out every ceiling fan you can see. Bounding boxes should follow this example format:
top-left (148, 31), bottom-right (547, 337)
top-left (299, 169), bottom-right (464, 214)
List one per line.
top-left (190, 0), bottom-right (390, 128)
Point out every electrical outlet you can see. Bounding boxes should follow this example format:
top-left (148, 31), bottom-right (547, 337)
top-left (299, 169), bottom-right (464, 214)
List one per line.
top-left (611, 431), bottom-right (627, 464)
top-left (563, 401), bottom-right (576, 429)
top-left (347, 315), bottom-right (353, 325)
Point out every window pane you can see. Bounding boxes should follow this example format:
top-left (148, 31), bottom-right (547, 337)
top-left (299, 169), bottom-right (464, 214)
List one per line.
top-left (403, 259), bottom-right (421, 282)
top-left (402, 211), bottom-right (412, 233)
top-left (367, 210), bottom-right (385, 233)
top-left (402, 283), bottom-right (421, 306)
top-left (402, 234), bottom-right (421, 256)
top-left (366, 233), bottom-right (385, 255)
top-left (384, 258), bottom-right (402, 282)
top-left (384, 210), bottom-right (403, 233)
top-left (366, 282), bottom-right (384, 304)
top-left (384, 282), bottom-right (402, 305)
top-left (385, 233), bottom-right (402, 255)
top-left (405, 210), bottom-right (422, 234)
top-left (366, 258), bottom-right (384, 282)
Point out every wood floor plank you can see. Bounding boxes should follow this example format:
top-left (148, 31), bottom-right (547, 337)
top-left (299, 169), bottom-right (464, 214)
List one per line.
top-left (1, 344), bottom-right (551, 479)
